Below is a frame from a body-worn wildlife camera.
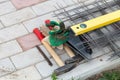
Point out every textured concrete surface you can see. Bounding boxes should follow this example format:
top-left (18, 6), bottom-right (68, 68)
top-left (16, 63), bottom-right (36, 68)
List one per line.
top-left (0, 0), bottom-right (74, 79)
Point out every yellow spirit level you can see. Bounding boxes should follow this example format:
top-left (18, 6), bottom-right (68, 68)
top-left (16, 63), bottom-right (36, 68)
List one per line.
top-left (71, 10), bottom-right (120, 36)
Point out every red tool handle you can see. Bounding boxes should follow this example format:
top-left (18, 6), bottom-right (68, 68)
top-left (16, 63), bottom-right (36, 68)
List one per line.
top-left (33, 28), bottom-right (45, 41)
top-left (33, 28), bottom-right (53, 66)
top-left (33, 28), bottom-right (64, 66)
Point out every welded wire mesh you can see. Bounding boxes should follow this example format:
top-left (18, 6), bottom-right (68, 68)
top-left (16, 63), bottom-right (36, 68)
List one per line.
top-left (53, 0), bottom-right (120, 59)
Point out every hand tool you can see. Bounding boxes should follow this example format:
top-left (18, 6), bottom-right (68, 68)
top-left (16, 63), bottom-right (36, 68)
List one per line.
top-left (71, 10), bottom-right (120, 36)
top-left (42, 40), bottom-right (65, 66)
top-left (65, 54), bottom-right (84, 64)
top-left (33, 28), bottom-right (64, 66)
top-left (31, 28), bottom-right (53, 66)
top-left (54, 63), bottom-right (78, 76)
top-left (33, 27), bottom-right (76, 65)
top-left (33, 28), bottom-right (79, 75)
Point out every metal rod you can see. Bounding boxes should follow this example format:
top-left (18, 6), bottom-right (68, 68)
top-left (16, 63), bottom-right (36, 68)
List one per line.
top-left (36, 46), bottom-right (53, 66)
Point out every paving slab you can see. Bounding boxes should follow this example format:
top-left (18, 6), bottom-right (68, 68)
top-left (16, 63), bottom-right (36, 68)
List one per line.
top-left (0, 1), bottom-right (16, 16)
top-left (0, 66), bottom-right (42, 80)
top-left (43, 77), bottom-right (51, 80)
top-left (0, 0), bottom-right (9, 3)
top-left (0, 22), bottom-right (4, 29)
top-left (0, 8), bottom-right (36, 26)
top-left (36, 59), bottom-right (58, 77)
top-left (0, 24), bottom-right (28, 43)
top-left (17, 33), bottom-right (41, 51)
top-left (10, 48), bottom-right (45, 69)
top-left (23, 17), bottom-right (42, 33)
top-left (0, 40), bottom-right (22, 59)
top-left (11, 0), bottom-right (47, 9)
top-left (0, 58), bottom-right (16, 77)
top-left (60, 53), bottom-right (70, 62)
top-left (32, 0), bottom-right (56, 15)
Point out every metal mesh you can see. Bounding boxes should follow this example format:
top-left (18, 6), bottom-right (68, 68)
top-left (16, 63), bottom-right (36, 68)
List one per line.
top-left (53, 0), bottom-right (120, 60)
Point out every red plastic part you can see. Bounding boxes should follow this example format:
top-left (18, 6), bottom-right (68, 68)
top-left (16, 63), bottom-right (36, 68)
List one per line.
top-left (45, 19), bottom-right (50, 24)
top-left (33, 28), bottom-right (45, 41)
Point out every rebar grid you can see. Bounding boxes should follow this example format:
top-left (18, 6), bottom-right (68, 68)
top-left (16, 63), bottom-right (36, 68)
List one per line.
top-left (53, 0), bottom-right (120, 60)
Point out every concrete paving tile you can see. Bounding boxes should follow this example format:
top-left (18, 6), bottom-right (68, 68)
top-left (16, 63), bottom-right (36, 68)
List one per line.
top-left (23, 17), bottom-right (42, 32)
top-left (0, 58), bottom-right (16, 77)
top-left (38, 13), bottom-right (58, 22)
top-left (0, 24), bottom-right (28, 43)
top-left (53, 0), bottom-right (71, 7)
top-left (17, 33), bottom-right (51, 58)
top-left (0, 8), bottom-right (36, 26)
top-left (0, 66), bottom-right (42, 80)
top-left (17, 33), bottom-right (41, 51)
top-left (60, 53), bottom-right (70, 62)
top-left (0, 0), bottom-right (9, 3)
top-left (0, 22), bottom-right (4, 29)
top-left (11, 0), bottom-right (47, 9)
top-left (0, 40), bottom-right (22, 59)
top-left (36, 59), bottom-right (58, 77)
top-left (54, 48), bottom-right (66, 55)
top-left (0, 1), bottom-right (16, 16)
top-left (32, 0), bottom-right (74, 15)
top-left (32, 0), bottom-right (56, 15)
top-left (11, 48), bottom-right (45, 69)
top-left (60, 0), bottom-right (74, 6)
top-left (43, 77), bottom-right (51, 80)
top-left (23, 13), bottom-right (57, 33)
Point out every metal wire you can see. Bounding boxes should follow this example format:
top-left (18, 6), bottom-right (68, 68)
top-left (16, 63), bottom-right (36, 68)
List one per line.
top-left (53, 0), bottom-right (120, 59)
